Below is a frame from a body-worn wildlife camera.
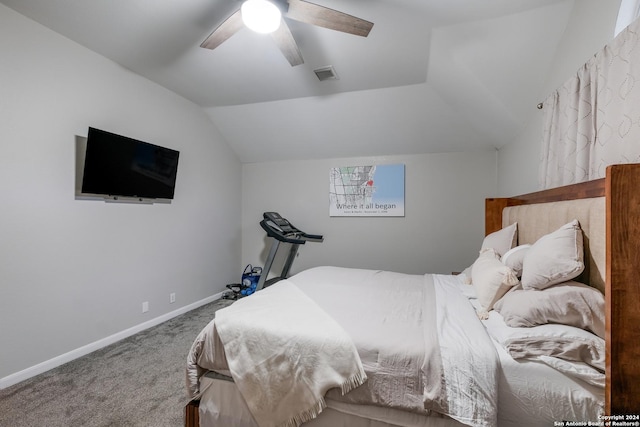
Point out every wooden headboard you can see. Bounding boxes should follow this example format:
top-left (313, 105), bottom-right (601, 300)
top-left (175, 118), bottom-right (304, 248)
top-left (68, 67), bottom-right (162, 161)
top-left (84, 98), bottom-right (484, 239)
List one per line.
top-left (485, 163), bottom-right (640, 414)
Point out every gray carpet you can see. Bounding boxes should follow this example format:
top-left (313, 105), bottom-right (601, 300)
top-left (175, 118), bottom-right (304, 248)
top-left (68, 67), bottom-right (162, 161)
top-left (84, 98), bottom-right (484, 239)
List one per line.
top-left (0, 299), bottom-right (232, 427)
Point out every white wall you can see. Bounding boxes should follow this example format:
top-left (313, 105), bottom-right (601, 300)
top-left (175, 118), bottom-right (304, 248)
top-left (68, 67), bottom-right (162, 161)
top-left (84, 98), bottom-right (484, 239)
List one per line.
top-left (241, 151), bottom-right (497, 279)
top-left (0, 5), bottom-right (241, 382)
top-left (497, 0), bottom-right (621, 195)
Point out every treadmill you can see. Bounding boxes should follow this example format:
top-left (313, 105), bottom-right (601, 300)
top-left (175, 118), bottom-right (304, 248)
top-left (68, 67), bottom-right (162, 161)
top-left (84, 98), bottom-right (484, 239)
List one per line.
top-left (256, 212), bottom-right (323, 291)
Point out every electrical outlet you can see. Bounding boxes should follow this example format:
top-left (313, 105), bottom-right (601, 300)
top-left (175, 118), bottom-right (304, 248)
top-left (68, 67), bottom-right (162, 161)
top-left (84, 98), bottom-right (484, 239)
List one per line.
top-left (170, 293), bottom-right (176, 304)
top-left (142, 301), bottom-right (149, 313)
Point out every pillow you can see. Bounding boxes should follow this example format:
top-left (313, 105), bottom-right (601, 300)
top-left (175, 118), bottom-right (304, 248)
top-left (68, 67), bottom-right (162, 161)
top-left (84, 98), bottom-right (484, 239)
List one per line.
top-left (481, 222), bottom-right (517, 257)
top-left (501, 244), bottom-right (531, 277)
top-left (520, 220), bottom-right (585, 290)
top-left (493, 281), bottom-right (605, 338)
top-left (489, 321), bottom-right (604, 371)
top-left (471, 248), bottom-right (519, 312)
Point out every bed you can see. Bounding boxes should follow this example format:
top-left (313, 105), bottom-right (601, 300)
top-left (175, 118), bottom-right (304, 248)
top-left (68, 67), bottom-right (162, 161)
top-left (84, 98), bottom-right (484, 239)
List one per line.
top-left (185, 163), bottom-right (640, 426)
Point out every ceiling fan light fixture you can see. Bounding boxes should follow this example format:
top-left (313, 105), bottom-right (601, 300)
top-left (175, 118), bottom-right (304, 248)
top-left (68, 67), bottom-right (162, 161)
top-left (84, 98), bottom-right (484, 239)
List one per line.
top-left (241, 0), bottom-right (282, 34)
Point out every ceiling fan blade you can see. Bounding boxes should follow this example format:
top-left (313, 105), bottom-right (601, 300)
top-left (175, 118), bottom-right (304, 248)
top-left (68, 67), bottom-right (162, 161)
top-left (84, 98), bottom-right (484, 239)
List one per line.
top-left (270, 19), bottom-right (304, 66)
top-left (200, 9), bottom-right (244, 50)
top-left (285, 0), bottom-right (373, 37)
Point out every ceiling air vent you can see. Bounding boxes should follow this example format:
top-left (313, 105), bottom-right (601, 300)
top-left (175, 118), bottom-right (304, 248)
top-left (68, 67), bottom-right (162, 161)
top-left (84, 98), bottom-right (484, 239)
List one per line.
top-left (314, 65), bottom-right (339, 81)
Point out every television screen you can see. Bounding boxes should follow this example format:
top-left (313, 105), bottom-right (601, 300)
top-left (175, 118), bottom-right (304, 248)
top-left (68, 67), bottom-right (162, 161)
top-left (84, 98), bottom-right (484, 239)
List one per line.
top-left (81, 127), bottom-right (180, 199)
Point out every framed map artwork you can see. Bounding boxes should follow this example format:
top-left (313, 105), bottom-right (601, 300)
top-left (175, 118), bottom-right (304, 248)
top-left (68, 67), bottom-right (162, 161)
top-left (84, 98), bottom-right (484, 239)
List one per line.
top-left (329, 164), bottom-right (405, 217)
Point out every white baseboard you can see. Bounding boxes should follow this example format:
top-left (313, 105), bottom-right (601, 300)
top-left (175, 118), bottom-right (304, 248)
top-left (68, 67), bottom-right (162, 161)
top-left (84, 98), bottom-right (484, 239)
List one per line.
top-left (0, 292), bottom-right (223, 390)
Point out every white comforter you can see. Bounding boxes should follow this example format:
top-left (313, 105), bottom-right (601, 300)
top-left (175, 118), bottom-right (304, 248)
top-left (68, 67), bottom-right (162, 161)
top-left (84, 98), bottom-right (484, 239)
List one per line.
top-left (290, 267), bottom-right (498, 427)
top-left (187, 266), bottom-right (499, 427)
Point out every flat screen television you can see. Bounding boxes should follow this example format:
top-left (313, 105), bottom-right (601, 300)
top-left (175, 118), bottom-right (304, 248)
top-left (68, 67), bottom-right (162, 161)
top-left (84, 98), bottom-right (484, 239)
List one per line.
top-left (81, 127), bottom-right (180, 200)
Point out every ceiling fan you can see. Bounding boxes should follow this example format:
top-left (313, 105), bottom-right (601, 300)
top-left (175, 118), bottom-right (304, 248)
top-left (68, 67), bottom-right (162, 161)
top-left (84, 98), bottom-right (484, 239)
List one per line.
top-left (200, 0), bottom-right (374, 66)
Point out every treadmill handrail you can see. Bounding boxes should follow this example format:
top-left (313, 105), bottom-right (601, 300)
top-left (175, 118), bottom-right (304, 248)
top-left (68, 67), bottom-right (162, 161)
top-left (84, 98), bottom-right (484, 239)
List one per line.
top-left (302, 233), bottom-right (323, 242)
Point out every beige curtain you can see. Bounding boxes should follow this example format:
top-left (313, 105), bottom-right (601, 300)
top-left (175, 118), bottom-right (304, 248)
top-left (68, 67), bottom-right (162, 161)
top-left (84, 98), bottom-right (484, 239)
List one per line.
top-left (539, 17), bottom-right (640, 189)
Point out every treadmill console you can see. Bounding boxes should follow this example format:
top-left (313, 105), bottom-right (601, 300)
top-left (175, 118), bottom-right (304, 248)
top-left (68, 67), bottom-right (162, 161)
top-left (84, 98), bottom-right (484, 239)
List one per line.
top-left (260, 212), bottom-right (323, 244)
top-left (263, 212), bottom-right (296, 234)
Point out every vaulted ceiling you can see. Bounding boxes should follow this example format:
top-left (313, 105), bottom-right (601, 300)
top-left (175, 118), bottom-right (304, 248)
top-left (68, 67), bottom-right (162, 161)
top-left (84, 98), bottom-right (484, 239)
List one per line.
top-left (1, 0), bottom-right (580, 162)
